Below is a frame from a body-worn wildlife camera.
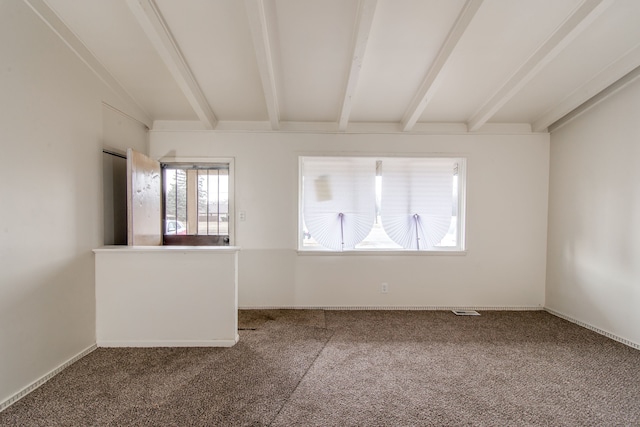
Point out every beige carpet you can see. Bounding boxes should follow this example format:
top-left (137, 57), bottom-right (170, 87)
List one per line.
top-left (1, 310), bottom-right (638, 426)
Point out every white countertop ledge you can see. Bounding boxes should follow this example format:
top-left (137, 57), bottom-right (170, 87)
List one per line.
top-left (93, 246), bottom-right (240, 253)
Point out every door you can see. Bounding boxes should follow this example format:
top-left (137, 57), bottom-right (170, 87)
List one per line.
top-left (126, 148), bottom-right (162, 245)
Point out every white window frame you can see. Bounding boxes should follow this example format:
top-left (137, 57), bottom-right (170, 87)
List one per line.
top-left (159, 157), bottom-right (235, 246)
top-left (298, 155), bottom-right (466, 254)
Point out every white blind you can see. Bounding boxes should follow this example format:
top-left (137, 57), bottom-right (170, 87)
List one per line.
top-left (302, 157), bottom-right (376, 250)
top-left (380, 158), bottom-right (454, 249)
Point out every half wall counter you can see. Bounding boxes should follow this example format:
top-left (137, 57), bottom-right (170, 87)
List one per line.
top-left (93, 246), bottom-right (239, 347)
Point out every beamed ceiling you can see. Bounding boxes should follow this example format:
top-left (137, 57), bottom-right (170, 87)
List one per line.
top-left (28, 0), bottom-right (640, 132)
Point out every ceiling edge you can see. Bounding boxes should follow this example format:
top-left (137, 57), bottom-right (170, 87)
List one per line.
top-left (151, 120), bottom-right (540, 135)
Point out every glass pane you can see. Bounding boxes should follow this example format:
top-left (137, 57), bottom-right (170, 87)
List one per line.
top-left (380, 158), bottom-right (453, 249)
top-left (437, 175), bottom-right (459, 247)
top-left (198, 171), bottom-right (208, 235)
top-left (300, 157), bottom-right (463, 251)
top-left (207, 172), bottom-right (219, 235)
top-left (163, 165), bottom-right (230, 237)
top-left (164, 169), bottom-right (186, 235)
top-left (218, 170), bottom-right (229, 235)
top-left (164, 169), bottom-right (176, 234)
top-left (302, 157), bottom-right (376, 250)
top-left (355, 174), bottom-right (402, 249)
top-left (176, 169), bottom-right (187, 233)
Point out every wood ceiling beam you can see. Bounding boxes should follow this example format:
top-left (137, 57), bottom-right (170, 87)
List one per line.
top-left (245, 0), bottom-right (280, 130)
top-left (533, 43), bottom-right (640, 132)
top-left (467, 0), bottom-right (613, 132)
top-left (338, 0), bottom-right (378, 132)
top-left (23, 0), bottom-right (152, 128)
top-left (401, 0), bottom-right (484, 132)
top-left (127, 0), bottom-right (217, 130)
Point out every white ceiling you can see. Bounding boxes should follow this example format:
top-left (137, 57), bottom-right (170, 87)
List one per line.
top-left (34, 0), bottom-right (640, 132)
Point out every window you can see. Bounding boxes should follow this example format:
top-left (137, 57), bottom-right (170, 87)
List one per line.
top-left (299, 156), bottom-right (465, 251)
top-left (162, 162), bottom-right (231, 246)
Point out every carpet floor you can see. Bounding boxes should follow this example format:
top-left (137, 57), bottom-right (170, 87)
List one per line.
top-left (1, 310), bottom-right (638, 426)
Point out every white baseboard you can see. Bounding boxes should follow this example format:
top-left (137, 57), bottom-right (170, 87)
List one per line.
top-left (239, 305), bottom-right (544, 311)
top-left (544, 308), bottom-right (640, 350)
top-left (97, 337), bottom-right (239, 348)
top-left (0, 344), bottom-right (97, 413)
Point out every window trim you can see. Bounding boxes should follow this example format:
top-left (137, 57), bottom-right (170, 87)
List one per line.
top-left (159, 156), bottom-right (235, 246)
top-left (297, 155), bottom-right (466, 254)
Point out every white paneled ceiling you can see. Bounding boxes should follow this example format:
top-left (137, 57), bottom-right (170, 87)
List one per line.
top-left (351, 0), bottom-right (467, 123)
top-left (418, 0), bottom-right (584, 123)
top-left (35, 0), bottom-right (640, 132)
top-left (155, 0), bottom-right (268, 121)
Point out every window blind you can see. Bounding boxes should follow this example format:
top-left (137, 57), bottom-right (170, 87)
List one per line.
top-left (380, 158), bottom-right (454, 249)
top-left (302, 157), bottom-right (376, 250)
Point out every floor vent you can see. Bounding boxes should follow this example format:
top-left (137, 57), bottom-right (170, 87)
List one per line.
top-left (452, 310), bottom-right (480, 316)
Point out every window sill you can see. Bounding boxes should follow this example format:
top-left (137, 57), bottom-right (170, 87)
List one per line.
top-left (297, 249), bottom-right (467, 256)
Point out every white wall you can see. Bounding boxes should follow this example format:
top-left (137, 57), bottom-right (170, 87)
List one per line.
top-left (546, 78), bottom-right (640, 346)
top-left (102, 105), bottom-right (148, 245)
top-left (95, 247), bottom-right (239, 347)
top-left (0, 1), bottom-right (146, 406)
top-left (102, 104), bottom-right (148, 154)
top-left (150, 130), bottom-right (550, 309)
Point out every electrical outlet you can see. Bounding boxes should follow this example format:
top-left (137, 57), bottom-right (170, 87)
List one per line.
top-left (381, 282), bottom-right (389, 294)
top-left (239, 211), bottom-right (246, 221)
